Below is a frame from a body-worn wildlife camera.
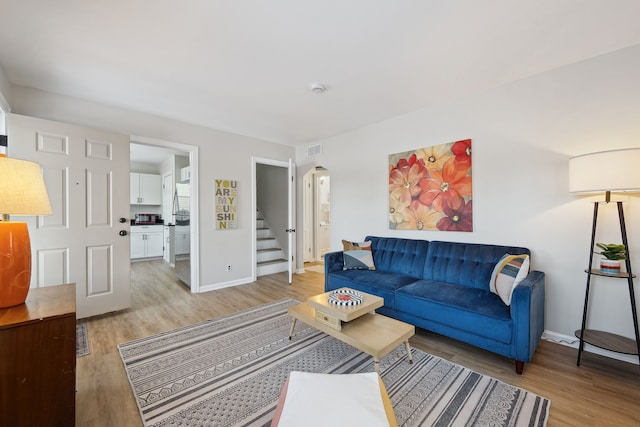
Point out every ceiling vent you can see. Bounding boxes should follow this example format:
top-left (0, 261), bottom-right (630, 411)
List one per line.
top-left (307, 144), bottom-right (322, 157)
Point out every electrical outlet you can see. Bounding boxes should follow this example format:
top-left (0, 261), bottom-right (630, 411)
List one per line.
top-left (226, 264), bottom-right (232, 271)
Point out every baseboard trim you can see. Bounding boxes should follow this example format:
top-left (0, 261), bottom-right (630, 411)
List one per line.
top-left (198, 276), bottom-right (254, 293)
top-left (542, 330), bottom-right (639, 365)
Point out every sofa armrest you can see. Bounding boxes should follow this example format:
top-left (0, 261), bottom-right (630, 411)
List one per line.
top-left (510, 270), bottom-right (545, 363)
top-left (324, 251), bottom-right (344, 275)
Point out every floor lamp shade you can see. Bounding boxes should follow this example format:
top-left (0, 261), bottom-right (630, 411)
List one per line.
top-left (0, 157), bottom-right (52, 308)
top-left (569, 148), bottom-right (640, 194)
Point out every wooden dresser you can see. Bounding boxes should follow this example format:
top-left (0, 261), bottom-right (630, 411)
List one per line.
top-left (0, 284), bottom-right (76, 426)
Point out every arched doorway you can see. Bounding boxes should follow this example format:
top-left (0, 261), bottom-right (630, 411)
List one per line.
top-left (303, 166), bottom-right (331, 266)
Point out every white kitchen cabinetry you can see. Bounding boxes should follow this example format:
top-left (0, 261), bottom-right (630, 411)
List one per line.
top-left (130, 225), bottom-right (164, 259)
top-left (130, 173), bottom-right (162, 205)
top-left (175, 226), bottom-right (190, 256)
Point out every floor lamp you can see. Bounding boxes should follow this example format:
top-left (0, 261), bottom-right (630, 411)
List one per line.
top-left (0, 156), bottom-right (52, 308)
top-left (569, 148), bottom-right (640, 365)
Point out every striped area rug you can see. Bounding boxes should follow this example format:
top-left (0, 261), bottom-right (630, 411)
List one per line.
top-left (118, 299), bottom-right (550, 427)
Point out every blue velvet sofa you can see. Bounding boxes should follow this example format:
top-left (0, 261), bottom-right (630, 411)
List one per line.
top-left (324, 236), bottom-right (545, 374)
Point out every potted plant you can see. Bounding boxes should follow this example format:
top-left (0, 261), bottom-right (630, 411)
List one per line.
top-left (595, 243), bottom-right (626, 274)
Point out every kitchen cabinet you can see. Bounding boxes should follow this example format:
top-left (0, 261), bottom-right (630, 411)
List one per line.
top-left (130, 225), bottom-right (164, 259)
top-left (130, 173), bottom-right (162, 205)
top-left (0, 284), bottom-right (76, 426)
top-left (175, 225), bottom-right (190, 256)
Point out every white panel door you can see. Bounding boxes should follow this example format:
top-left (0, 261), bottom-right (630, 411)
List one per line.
top-left (8, 113), bottom-right (131, 319)
top-left (287, 159), bottom-right (296, 284)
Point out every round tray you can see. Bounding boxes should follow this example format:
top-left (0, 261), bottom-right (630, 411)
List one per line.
top-left (328, 289), bottom-right (364, 306)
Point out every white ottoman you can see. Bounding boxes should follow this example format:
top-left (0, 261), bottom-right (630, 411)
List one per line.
top-left (271, 372), bottom-right (397, 427)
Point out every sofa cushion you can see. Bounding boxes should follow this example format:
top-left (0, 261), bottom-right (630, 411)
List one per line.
top-left (365, 236), bottom-right (428, 278)
top-left (395, 280), bottom-right (513, 344)
top-left (422, 241), bottom-right (531, 291)
top-left (342, 240), bottom-right (376, 270)
top-left (325, 270), bottom-right (418, 310)
top-left (490, 254), bottom-right (530, 305)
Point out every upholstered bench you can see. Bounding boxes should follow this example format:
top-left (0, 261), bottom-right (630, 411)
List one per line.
top-left (271, 372), bottom-right (397, 427)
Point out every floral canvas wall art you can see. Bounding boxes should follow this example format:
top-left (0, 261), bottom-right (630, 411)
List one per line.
top-left (389, 139), bottom-right (472, 231)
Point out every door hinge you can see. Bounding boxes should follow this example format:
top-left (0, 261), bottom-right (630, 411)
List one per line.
top-left (286, 228), bottom-right (296, 233)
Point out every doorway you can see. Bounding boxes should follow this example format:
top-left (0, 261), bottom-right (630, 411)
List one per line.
top-left (303, 166), bottom-right (331, 266)
top-left (130, 136), bottom-right (199, 292)
top-left (252, 157), bottom-right (296, 283)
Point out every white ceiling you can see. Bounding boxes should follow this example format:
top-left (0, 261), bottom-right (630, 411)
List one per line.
top-left (130, 143), bottom-right (187, 164)
top-left (1, 1), bottom-right (640, 146)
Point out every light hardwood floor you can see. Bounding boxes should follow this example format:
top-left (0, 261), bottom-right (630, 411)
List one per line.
top-left (76, 260), bottom-right (640, 426)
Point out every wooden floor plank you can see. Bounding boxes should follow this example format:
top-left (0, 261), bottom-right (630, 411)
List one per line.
top-left (75, 260), bottom-right (640, 427)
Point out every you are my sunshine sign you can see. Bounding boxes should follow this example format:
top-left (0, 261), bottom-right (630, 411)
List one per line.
top-left (215, 179), bottom-right (238, 230)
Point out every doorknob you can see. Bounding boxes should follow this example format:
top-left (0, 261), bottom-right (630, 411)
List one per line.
top-left (119, 217), bottom-right (127, 223)
top-left (119, 230), bottom-right (128, 236)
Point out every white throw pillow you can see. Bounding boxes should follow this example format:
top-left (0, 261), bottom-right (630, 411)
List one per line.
top-left (490, 254), bottom-right (530, 306)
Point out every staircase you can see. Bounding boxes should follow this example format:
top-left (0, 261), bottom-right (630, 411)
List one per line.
top-left (256, 210), bottom-right (288, 276)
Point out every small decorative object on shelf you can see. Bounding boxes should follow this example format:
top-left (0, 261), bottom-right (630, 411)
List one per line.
top-left (595, 243), bottom-right (626, 274)
top-left (328, 289), bottom-right (364, 306)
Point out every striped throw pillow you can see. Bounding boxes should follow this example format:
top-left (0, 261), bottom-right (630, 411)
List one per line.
top-left (489, 254), bottom-right (530, 305)
top-left (342, 240), bottom-right (376, 270)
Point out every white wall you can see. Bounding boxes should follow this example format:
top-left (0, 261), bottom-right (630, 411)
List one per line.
top-left (0, 63), bottom-right (11, 113)
top-left (10, 85), bottom-right (295, 289)
top-left (296, 44), bottom-right (640, 359)
top-left (0, 64), bottom-right (11, 134)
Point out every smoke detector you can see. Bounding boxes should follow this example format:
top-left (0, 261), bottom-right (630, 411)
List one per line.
top-left (310, 83), bottom-right (326, 94)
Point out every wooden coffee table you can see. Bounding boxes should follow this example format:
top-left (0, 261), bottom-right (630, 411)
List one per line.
top-left (288, 288), bottom-right (415, 373)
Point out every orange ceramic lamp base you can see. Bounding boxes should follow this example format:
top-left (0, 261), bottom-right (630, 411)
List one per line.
top-left (0, 221), bottom-right (32, 308)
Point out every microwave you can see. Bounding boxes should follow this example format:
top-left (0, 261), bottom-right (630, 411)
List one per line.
top-left (134, 213), bottom-right (158, 225)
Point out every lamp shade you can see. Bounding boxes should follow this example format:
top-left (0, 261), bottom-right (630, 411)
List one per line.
top-left (569, 148), bottom-right (640, 194)
top-left (0, 157), bottom-right (52, 215)
top-left (0, 157), bottom-right (51, 308)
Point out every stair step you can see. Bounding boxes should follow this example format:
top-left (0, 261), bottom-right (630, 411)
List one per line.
top-left (257, 258), bottom-right (288, 266)
top-left (256, 209), bottom-right (287, 276)
top-left (257, 228), bottom-right (273, 239)
top-left (257, 247), bottom-right (285, 262)
top-left (257, 258), bottom-right (289, 276)
top-left (257, 237), bottom-right (279, 250)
